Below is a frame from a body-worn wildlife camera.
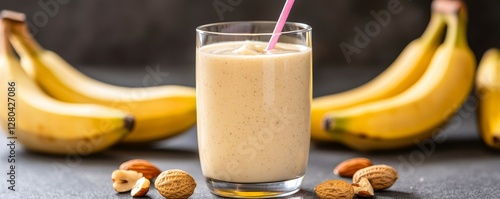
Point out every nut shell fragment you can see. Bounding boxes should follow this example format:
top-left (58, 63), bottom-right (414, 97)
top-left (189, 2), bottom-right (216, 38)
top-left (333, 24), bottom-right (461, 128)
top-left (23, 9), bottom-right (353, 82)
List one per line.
top-left (131, 177), bottom-right (150, 197)
top-left (352, 177), bottom-right (374, 197)
top-left (112, 170), bottom-right (143, 193)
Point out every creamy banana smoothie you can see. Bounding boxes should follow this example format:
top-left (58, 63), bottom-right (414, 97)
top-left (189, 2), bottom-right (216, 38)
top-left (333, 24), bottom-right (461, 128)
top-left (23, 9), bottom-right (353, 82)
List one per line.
top-left (197, 41), bottom-right (311, 183)
top-left (196, 21), bottom-right (312, 197)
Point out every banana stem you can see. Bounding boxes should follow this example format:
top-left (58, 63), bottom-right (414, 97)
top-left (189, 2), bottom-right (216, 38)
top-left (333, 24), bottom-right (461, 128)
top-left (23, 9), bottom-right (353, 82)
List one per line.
top-left (443, 8), bottom-right (468, 47)
top-left (0, 10), bottom-right (42, 56)
top-left (419, 13), bottom-right (446, 45)
top-left (323, 114), bottom-right (347, 132)
top-left (0, 19), bottom-right (12, 56)
top-left (9, 22), bottom-right (43, 57)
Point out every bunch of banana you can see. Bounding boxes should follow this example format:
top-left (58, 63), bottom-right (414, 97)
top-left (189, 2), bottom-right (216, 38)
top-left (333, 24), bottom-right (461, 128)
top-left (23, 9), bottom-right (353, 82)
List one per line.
top-left (0, 16), bottom-right (134, 155)
top-left (311, 3), bottom-right (446, 142)
top-left (476, 48), bottom-right (500, 150)
top-left (4, 12), bottom-right (197, 144)
top-left (314, 0), bottom-right (476, 151)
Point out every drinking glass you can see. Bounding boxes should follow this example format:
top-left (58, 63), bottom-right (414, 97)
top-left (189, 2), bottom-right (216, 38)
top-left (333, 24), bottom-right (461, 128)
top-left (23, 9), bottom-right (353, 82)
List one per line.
top-left (196, 21), bottom-right (312, 198)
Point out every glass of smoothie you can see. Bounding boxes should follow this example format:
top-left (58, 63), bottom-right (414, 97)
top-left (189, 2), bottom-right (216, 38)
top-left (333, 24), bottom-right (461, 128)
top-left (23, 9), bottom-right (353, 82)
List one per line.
top-left (196, 21), bottom-right (312, 198)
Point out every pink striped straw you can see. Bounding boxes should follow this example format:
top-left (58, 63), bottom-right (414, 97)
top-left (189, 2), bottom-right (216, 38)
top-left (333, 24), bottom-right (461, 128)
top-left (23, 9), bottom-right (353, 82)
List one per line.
top-left (266, 0), bottom-right (296, 51)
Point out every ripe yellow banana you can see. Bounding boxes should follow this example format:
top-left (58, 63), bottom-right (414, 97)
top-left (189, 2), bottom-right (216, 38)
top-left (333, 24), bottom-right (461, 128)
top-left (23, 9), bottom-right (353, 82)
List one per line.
top-left (323, 3), bottom-right (476, 151)
top-left (5, 14), bottom-right (196, 143)
top-left (0, 18), bottom-right (134, 155)
top-left (311, 10), bottom-right (446, 142)
top-left (476, 48), bottom-right (500, 149)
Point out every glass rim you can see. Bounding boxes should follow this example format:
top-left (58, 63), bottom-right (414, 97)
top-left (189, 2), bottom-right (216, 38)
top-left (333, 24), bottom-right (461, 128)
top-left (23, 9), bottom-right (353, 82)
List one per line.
top-left (196, 21), bottom-right (312, 36)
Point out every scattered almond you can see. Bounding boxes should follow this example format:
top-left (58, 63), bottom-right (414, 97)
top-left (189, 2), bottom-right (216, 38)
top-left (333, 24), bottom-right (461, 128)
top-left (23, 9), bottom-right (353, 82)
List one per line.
top-left (314, 180), bottom-right (354, 199)
top-left (333, 157), bottom-right (373, 178)
top-left (154, 169), bottom-right (196, 199)
top-left (119, 159), bottom-right (161, 180)
top-left (131, 177), bottom-right (150, 197)
top-left (353, 164), bottom-right (398, 191)
top-left (352, 177), bottom-right (374, 197)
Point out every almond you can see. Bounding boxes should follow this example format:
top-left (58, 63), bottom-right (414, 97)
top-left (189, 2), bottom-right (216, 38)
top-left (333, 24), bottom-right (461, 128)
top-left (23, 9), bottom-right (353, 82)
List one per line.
top-left (352, 164), bottom-right (398, 191)
top-left (333, 157), bottom-right (373, 178)
top-left (314, 180), bottom-right (354, 199)
top-left (119, 159), bottom-right (161, 180)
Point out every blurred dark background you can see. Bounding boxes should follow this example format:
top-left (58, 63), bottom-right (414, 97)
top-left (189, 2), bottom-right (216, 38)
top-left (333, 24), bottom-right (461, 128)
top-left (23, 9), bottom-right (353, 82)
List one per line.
top-left (1, 0), bottom-right (499, 96)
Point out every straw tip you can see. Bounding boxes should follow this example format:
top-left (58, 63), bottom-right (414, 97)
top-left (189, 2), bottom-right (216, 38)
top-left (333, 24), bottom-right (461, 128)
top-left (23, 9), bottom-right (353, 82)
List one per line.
top-left (266, 0), bottom-right (296, 51)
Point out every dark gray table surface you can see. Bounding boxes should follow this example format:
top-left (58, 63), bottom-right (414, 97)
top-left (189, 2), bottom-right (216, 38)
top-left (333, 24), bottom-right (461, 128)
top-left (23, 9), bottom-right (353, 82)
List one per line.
top-left (1, 65), bottom-right (499, 199)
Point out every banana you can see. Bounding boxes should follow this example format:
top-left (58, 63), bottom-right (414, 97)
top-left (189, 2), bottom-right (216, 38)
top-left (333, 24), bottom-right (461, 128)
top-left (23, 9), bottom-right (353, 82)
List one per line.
top-left (476, 48), bottom-right (500, 149)
top-left (0, 17), bottom-right (134, 155)
top-left (311, 9), bottom-right (446, 142)
top-left (4, 13), bottom-right (196, 143)
top-left (322, 2), bottom-right (476, 151)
